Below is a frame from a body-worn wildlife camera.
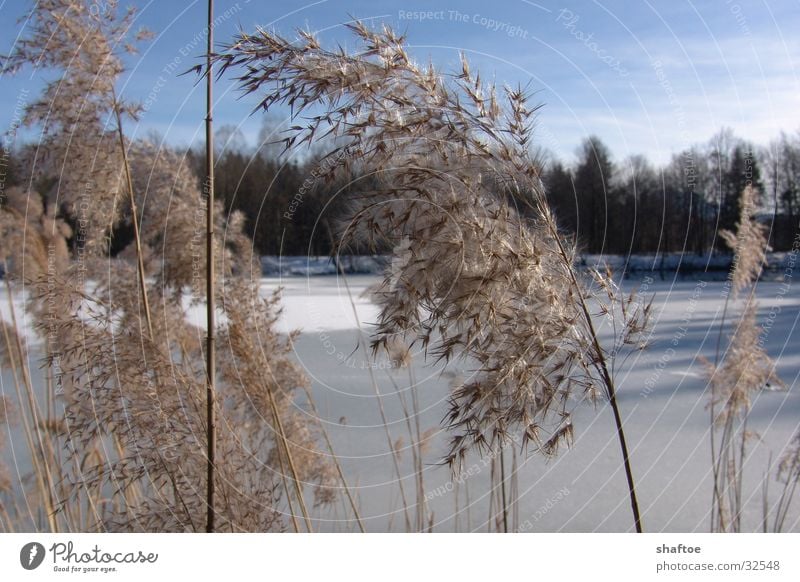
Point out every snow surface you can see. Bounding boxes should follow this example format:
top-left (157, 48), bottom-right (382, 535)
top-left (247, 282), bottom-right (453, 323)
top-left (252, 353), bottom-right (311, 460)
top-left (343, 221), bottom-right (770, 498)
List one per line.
top-left (261, 273), bottom-right (800, 532)
top-left (2, 272), bottom-right (799, 532)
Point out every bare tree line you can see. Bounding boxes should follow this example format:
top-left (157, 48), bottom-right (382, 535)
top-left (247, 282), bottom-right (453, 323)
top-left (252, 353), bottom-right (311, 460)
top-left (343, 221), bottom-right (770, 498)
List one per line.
top-left (185, 126), bottom-right (800, 257)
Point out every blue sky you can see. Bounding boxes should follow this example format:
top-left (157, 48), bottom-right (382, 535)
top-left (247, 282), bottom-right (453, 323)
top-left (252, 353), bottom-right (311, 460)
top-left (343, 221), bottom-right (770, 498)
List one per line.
top-left (1, 0), bottom-right (798, 164)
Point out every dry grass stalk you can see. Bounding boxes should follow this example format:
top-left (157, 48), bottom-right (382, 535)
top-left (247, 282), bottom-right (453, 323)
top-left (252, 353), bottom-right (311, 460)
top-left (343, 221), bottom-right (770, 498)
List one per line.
top-left (1, 0), bottom-right (339, 533)
top-left (719, 185), bottom-right (770, 300)
top-left (0, 204), bottom-right (63, 531)
top-left (0, 396), bottom-right (14, 525)
top-left (111, 87), bottom-right (154, 342)
top-left (707, 302), bottom-right (781, 428)
top-left (705, 186), bottom-right (782, 532)
top-left (382, 336), bottom-right (429, 530)
top-left (339, 271), bottom-right (412, 531)
top-left (204, 0), bottom-right (218, 534)
top-left (2, 0), bottom-right (153, 255)
top-left (299, 381), bottom-right (366, 532)
top-left (705, 300), bottom-right (782, 532)
top-left (774, 436), bottom-right (800, 531)
top-left (216, 20), bottom-right (651, 531)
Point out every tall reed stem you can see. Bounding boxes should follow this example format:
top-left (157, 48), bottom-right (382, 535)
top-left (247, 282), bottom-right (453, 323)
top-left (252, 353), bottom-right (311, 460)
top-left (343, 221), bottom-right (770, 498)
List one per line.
top-left (300, 382), bottom-right (365, 532)
top-left (111, 87), bottom-right (153, 342)
top-left (709, 293), bottom-right (731, 531)
top-left (340, 271), bottom-right (412, 530)
top-left (541, 205), bottom-right (643, 532)
top-left (3, 269), bottom-right (59, 531)
top-left (264, 382), bottom-right (313, 532)
top-left (205, 0), bottom-right (217, 533)
top-left (499, 445), bottom-right (509, 533)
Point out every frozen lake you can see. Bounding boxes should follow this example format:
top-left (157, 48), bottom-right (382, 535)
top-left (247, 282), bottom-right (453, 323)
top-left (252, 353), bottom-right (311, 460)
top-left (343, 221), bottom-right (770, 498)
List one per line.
top-left (2, 274), bottom-right (799, 532)
top-left (262, 274), bottom-right (800, 532)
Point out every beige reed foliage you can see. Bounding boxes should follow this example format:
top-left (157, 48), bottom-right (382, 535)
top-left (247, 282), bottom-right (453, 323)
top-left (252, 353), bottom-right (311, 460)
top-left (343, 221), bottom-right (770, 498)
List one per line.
top-left (10, 148), bottom-right (337, 531)
top-left (215, 22), bottom-right (651, 468)
top-left (719, 185), bottom-right (770, 299)
top-left (775, 433), bottom-right (800, 531)
top-left (17, 140), bottom-right (338, 530)
top-left (1, 0), bottom-right (337, 532)
top-left (3, 0), bottom-right (151, 254)
top-left (0, 187), bottom-right (72, 279)
top-left (705, 185), bottom-right (782, 532)
top-left (707, 185), bottom-right (779, 426)
top-left (705, 300), bottom-right (782, 427)
top-left (217, 278), bottom-right (339, 508)
top-left (126, 140), bottom-right (254, 290)
top-left (704, 301), bottom-right (780, 532)
top-left (0, 396), bottom-right (11, 496)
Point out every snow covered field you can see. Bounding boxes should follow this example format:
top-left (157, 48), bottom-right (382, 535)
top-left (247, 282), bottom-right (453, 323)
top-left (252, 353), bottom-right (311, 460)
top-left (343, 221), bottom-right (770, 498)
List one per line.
top-left (2, 273), bottom-right (799, 532)
top-left (261, 273), bottom-right (800, 532)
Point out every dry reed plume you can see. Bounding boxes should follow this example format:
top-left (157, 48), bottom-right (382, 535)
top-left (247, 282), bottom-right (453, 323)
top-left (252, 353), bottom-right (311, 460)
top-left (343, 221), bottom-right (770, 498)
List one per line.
top-left (719, 185), bottom-right (771, 300)
top-left (705, 185), bottom-right (783, 532)
top-left (0, 0), bottom-right (338, 532)
top-left (215, 21), bottom-right (652, 531)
